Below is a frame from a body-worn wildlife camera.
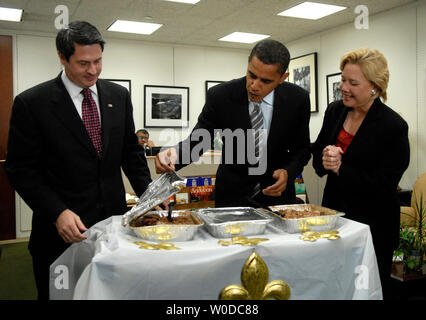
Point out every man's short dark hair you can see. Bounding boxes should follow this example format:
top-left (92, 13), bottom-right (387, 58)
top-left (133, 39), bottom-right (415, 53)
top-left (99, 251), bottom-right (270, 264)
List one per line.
top-left (136, 129), bottom-right (149, 135)
top-left (56, 21), bottom-right (105, 61)
top-left (248, 39), bottom-right (290, 75)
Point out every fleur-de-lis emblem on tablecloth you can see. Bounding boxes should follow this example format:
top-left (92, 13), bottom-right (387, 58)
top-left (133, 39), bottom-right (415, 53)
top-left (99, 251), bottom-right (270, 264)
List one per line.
top-left (133, 241), bottom-right (180, 250)
top-left (219, 250), bottom-right (291, 300)
top-left (218, 236), bottom-right (268, 246)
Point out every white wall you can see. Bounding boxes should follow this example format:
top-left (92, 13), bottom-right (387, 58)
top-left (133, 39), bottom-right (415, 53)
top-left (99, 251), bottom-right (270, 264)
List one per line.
top-left (417, 3), bottom-right (426, 177)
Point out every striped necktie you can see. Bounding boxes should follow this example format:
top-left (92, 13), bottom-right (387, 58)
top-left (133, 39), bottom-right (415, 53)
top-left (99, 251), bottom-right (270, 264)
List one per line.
top-left (81, 88), bottom-right (103, 158)
top-left (250, 102), bottom-right (264, 157)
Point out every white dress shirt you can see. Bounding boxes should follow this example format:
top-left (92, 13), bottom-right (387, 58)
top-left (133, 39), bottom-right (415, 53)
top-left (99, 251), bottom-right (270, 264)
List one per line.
top-left (61, 71), bottom-right (101, 120)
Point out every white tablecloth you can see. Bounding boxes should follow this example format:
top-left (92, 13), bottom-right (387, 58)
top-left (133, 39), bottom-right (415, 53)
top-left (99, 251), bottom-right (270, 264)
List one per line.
top-left (50, 216), bottom-right (382, 300)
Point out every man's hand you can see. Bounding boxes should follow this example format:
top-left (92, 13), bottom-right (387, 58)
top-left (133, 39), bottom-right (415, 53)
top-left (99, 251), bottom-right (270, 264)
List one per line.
top-left (262, 169), bottom-right (288, 197)
top-left (56, 209), bottom-right (88, 243)
top-left (146, 140), bottom-right (155, 148)
top-left (322, 145), bottom-right (343, 174)
top-left (154, 200), bottom-right (169, 211)
top-left (155, 148), bottom-right (177, 174)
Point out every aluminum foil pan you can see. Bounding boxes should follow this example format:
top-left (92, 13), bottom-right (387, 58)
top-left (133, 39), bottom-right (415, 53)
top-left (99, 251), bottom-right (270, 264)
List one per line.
top-left (266, 204), bottom-right (345, 233)
top-left (122, 171), bottom-right (186, 227)
top-left (129, 210), bottom-right (204, 241)
top-left (195, 207), bottom-right (273, 238)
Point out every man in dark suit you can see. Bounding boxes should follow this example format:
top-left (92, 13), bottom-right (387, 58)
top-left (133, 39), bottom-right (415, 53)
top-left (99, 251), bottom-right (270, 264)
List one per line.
top-left (5, 21), bottom-right (151, 299)
top-left (155, 39), bottom-right (311, 207)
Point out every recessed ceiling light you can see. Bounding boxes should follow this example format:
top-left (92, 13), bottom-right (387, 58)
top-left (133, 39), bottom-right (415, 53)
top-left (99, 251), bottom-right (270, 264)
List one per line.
top-left (219, 32), bottom-right (270, 44)
top-left (278, 1), bottom-right (346, 20)
top-left (0, 6), bottom-right (23, 22)
top-left (164, 0), bottom-right (200, 4)
top-left (107, 20), bottom-right (162, 35)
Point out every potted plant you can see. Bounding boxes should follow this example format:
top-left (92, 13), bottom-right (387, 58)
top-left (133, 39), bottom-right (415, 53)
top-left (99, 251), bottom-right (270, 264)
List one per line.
top-left (413, 193), bottom-right (426, 274)
top-left (395, 193), bottom-right (426, 274)
top-left (393, 225), bottom-right (417, 274)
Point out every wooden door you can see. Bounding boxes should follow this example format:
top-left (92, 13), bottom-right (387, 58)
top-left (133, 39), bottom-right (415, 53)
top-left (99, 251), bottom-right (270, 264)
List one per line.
top-left (0, 35), bottom-right (15, 240)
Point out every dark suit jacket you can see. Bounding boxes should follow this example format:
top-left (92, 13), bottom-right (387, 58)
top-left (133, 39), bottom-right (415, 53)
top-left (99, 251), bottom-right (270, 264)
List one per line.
top-left (5, 73), bottom-right (151, 254)
top-left (175, 77), bottom-right (311, 207)
top-left (312, 98), bottom-right (410, 250)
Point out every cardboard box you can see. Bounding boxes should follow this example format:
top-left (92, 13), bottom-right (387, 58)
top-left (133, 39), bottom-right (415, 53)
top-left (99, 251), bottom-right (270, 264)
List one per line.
top-left (198, 176), bottom-right (212, 186)
top-left (190, 185), bottom-right (214, 202)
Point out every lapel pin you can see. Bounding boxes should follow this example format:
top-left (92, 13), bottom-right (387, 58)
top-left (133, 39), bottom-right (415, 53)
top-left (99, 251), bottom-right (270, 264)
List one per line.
top-left (108, 104), bottom-right (113, 108)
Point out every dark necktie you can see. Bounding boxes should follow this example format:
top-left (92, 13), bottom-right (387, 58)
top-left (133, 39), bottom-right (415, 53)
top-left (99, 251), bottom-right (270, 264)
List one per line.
top-left (250, 102), bottom-right (264, 157)
top-left (81, 88), bottom-right (102, 158)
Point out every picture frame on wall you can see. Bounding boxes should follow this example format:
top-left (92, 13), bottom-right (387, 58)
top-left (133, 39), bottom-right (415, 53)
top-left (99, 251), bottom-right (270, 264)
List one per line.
top-left (287, 52), bottom-right (318, 113)
top-left (326, 72), bottom-right (343, 105)
top-left (144, 85), bottom-right (189, 128)
top-left (103, 79), bottom-right (131, 95)
top-left (205, 80), bottom-right (225, 96)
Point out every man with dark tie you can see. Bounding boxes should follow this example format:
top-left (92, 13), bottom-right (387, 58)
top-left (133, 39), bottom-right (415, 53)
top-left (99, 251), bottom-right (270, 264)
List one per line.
top-left (155, 39), bottom-right (311, 208)
top-left (5, 21), bottom-right (151, 300)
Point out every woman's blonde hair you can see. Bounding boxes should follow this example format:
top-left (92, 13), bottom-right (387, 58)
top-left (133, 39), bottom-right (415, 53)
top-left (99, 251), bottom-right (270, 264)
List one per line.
top-left (340, 48), bottom-right (389, 101)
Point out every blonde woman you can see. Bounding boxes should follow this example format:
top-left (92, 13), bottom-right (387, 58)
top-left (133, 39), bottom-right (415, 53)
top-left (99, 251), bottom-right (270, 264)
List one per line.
top-left (312, 48), bottom-right (410, 299)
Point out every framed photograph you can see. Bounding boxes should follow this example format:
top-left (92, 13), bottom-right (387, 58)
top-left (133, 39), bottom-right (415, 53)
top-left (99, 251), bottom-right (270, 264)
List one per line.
top-left (287, 52), bottom-right (318, 113)
top-left (144, 85), bottom-right (189, 128)
top-left (205, 80), bottom-right (225, 96)
top-left (326, 72), bottom-right (343, 105)
top-left (103, 79), bottom-right (131, 95)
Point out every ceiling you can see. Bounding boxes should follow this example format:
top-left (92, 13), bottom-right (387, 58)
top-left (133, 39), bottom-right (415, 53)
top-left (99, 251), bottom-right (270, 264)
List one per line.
top-left (0, 0), bottom-right (417, 49)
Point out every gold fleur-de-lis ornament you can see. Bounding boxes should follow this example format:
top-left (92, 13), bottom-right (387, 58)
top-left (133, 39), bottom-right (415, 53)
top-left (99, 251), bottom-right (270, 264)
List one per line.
top-left (219, 250), bottom-right (291, 300)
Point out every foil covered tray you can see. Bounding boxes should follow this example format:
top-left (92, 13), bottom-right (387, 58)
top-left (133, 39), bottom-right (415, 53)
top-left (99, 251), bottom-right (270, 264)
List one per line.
top-left (266, 204), bottom-right (345, 233)
top-left (195, 207), bottom-right (273, 238)
top-left (129, 210), bottom-right (204, 241)
top-left (122, 171), bottom-right (186, 227)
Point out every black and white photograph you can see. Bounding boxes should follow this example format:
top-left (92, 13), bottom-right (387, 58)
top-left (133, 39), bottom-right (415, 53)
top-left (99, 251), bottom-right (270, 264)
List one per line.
top-left (144, 85), bottom-right (189, 128)
top-left (326, 72), bottom-right (343, 105)
top-left (287, 52), bottom-right (318, 112)
top-left (151, 93), bottom-right (181, 119)
top-left (293, 66), bottom-right (311, 93)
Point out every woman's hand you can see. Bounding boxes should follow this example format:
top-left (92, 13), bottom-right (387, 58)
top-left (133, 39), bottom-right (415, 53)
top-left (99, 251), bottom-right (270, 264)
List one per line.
top-left (322, 145), bottom-right (343, 174)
